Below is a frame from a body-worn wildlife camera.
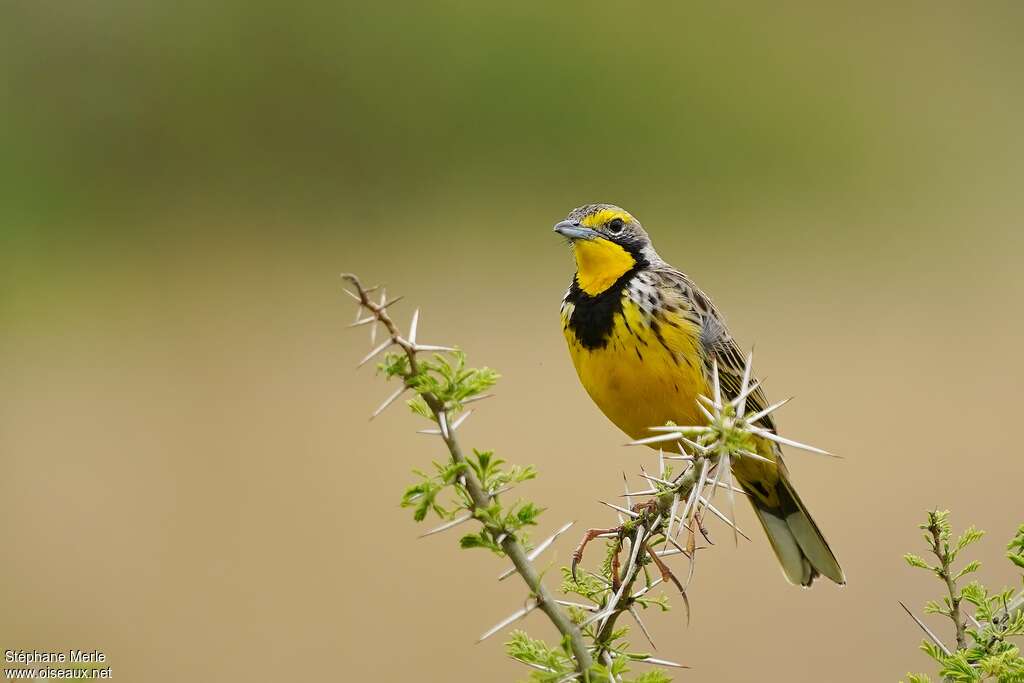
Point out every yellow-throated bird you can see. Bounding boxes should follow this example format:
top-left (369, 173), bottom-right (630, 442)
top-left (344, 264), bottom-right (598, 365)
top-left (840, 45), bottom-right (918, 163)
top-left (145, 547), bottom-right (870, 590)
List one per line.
top-left (555, 204), bottom-right (844, 587)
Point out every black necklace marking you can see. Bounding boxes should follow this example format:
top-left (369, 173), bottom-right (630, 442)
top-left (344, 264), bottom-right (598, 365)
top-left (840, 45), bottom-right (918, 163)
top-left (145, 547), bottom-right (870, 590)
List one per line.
top-left (565, 257), bottom-right (649, 350)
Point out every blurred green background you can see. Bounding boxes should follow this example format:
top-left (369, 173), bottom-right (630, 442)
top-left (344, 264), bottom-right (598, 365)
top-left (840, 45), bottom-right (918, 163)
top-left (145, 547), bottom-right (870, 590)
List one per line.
top-left (3, 3), bottom-right (1023, 681)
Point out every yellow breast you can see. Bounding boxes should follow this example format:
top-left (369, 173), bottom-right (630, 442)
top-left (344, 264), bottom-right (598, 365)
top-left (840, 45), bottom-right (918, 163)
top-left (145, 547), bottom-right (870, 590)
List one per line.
top-left (562, 294), bottom-right (709, 441)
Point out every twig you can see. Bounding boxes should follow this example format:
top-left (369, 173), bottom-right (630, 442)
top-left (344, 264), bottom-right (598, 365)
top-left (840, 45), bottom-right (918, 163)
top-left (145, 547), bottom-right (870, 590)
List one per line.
top-left (926, 517), bottom-right (967, 650)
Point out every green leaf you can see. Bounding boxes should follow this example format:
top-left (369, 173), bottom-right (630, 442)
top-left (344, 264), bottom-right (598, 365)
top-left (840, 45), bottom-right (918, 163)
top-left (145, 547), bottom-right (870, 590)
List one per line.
top-left (505, 631), bottom-right (572, 680)
top-left (400, 471), bottom-right (445, 521)
top-left (956, 526), bottom-right (985, 552)
top-left (954, 560), bottom-right (982, 582)
top-left (632, 671), bottom-right (673, 683)
top-left (938, 650), bottom-right (981, 682)
top-left (406, 395), bottom-right (432, 419)
top-left (921, 641), bottom-right (948, 664)
top-left (516, 502), bottom-right (543, 526)
top-left (458, 532), bottom-right (500, 553)
top-left (903, 675), bottom-right (932, 683)
top-left (1008, 524), bottom-right (1024, 555)
top-left (905, 554), bottom-right (933, 571)
top-left (376, 351), bottom-right (410, 379)
top-left (560, 567), bottom-right (610, 603)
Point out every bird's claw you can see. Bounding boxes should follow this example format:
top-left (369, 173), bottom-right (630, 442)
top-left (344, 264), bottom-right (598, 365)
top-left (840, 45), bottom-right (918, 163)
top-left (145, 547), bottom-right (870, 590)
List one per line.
top-left (571, 527), bottom-right (620, 583)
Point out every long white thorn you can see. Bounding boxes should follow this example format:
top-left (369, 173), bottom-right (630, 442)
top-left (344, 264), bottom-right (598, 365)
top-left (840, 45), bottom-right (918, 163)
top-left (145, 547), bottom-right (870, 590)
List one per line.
top-left (647, 425), bottom-right (712, 433)
top-left (478, 600), bottom-right (538, 643)
top-left (497, 521), bottom-right (575, 580)
top-left (899, 601), bottom-right (951, 656)
top-left (635, 656), bottom-right (688, 669)
top-left (596, 528), bottom-right (646, 632)
top-left (664, 492), bottom-right (681, 547)
top-left (658, 449), bottom-right (665, 478)
top-left (513, 660), bottom-right (556, 674)
top-left (714, 480), bottom-right (747, 495)
top-left (461, 393), bottom-right (494, 405)
top-left (697, 393), bottom-right (721, 409)
top-left (628, 432), bottom-right (690, 447)
top-left (368, 288), bottom-right (387, 345)
top-left (348, 316), bottom-right (375, 328)
top-left (530, 520), bottom-right (576, 558)
top-left (632, 576), bottom-right (664, 598)
top-left (602, 652), bottom-right (621, 683)
top-left (637, 470), bottom-right (673, 488)
top-left (686, 458), bottom-right (712, 534)
top-left (419, 513), bottom-right (472, 538)
top-left (599, 501), bottom-right (639, 518)
top-left (414, 344), bottom-right (456, 353)
top-left (358, 338), bottom-right (393, 367)
top-left (711, 358), bottom-right (721, 406)
top-left (744, 397), bottom-right (793, 426)
top-left (619, 489), bottom-right (660, 497)
top-left (659, 536), bottom-right (692, 557)
top-left (730, 377), bottom-right (765, 409)
top-left (623, 473), bottom-right (633, 510)
top-left (438, 411), bottom-right (450, 440)
top-left (450, 409), bottom-right (473, 431)
top-left (629, 606), bottom-right (657, 650)
top-left (736, 448), bottom-right (774, 465)
top-left (677, 472), bottom-right (703, 536)
top-left (722, 451), bottom-right (738, 546)
top-left (696, 401), bottom-right (716, 423)
top-left (555, 599), bottom-right (598, 612)
top-left (680, 436), bottom-right (712, 453)
top-left (370, 385), bottom-right (406, 419)
top-left (697, 496), bottom-right (751, 541)
top-left (750, 428), bottom-right (838, 457)
top-left (708, 453), bottom-right (726, 506)
top-left (736, 349), bottom-right (754, 417)
top-left (408, 308), bottom-right (420, 345)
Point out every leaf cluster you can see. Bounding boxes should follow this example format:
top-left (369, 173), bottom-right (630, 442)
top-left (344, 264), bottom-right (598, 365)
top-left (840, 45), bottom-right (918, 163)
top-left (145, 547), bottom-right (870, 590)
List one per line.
top-left (904, 511), bottom-right (1024, 682)
top-left (507, 629), bottom-right (673, 683)
top-left (386, 350), bottom-right (498, 418)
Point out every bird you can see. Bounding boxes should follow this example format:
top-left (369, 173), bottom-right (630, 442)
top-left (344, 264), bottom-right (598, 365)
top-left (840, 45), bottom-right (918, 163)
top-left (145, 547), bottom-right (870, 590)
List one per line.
top-left (554, 203), bottom-right (844, 587)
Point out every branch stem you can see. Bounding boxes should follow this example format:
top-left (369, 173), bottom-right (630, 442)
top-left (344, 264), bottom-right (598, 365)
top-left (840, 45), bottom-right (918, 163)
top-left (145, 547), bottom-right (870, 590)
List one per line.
top-left (343, 274), bottom-right (594, 679)
top-left (927, 518), bottom-right (967, 651)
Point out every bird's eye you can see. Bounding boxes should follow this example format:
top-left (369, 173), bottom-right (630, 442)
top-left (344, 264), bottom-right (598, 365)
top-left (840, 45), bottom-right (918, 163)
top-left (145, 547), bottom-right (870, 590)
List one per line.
top-left (607, 218), bottom-right (625, 234)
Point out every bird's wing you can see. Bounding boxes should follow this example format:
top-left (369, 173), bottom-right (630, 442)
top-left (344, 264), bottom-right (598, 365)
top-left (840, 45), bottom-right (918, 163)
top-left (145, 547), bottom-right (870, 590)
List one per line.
top-left (651, 266), bottom-right (777, 433)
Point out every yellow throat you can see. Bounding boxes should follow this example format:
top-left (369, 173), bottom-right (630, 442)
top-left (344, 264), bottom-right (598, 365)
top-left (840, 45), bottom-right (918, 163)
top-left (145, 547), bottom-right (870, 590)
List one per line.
top-left (573, 239), bottom-right (636, 296)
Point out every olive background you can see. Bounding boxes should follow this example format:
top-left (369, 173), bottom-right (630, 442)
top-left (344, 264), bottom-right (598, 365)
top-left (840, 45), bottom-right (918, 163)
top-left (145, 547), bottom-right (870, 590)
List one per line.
top-left (3, 3), bottom-right (1024, 681)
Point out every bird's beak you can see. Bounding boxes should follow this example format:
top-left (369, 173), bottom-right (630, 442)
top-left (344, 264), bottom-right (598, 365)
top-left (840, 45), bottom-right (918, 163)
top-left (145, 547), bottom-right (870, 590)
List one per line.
top-left (553, 220), bottom-right (600, 241)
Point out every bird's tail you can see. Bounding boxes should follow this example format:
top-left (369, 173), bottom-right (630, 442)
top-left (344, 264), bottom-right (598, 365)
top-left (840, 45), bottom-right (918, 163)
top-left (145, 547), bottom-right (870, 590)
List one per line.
top-left (743, 472), bottom-right (845, 587)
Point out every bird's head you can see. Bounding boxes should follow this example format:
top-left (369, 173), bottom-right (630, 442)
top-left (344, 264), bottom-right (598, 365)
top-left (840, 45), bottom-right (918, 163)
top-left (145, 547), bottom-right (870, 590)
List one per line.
top-left (554, 204), bottom-right (657, 296)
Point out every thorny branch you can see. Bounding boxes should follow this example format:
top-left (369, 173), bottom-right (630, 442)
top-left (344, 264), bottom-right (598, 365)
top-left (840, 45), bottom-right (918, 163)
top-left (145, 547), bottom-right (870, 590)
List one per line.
top-left (585, 464), bottom-right (703, 663)
top-left (342, 273), bottom-right (595, 678)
